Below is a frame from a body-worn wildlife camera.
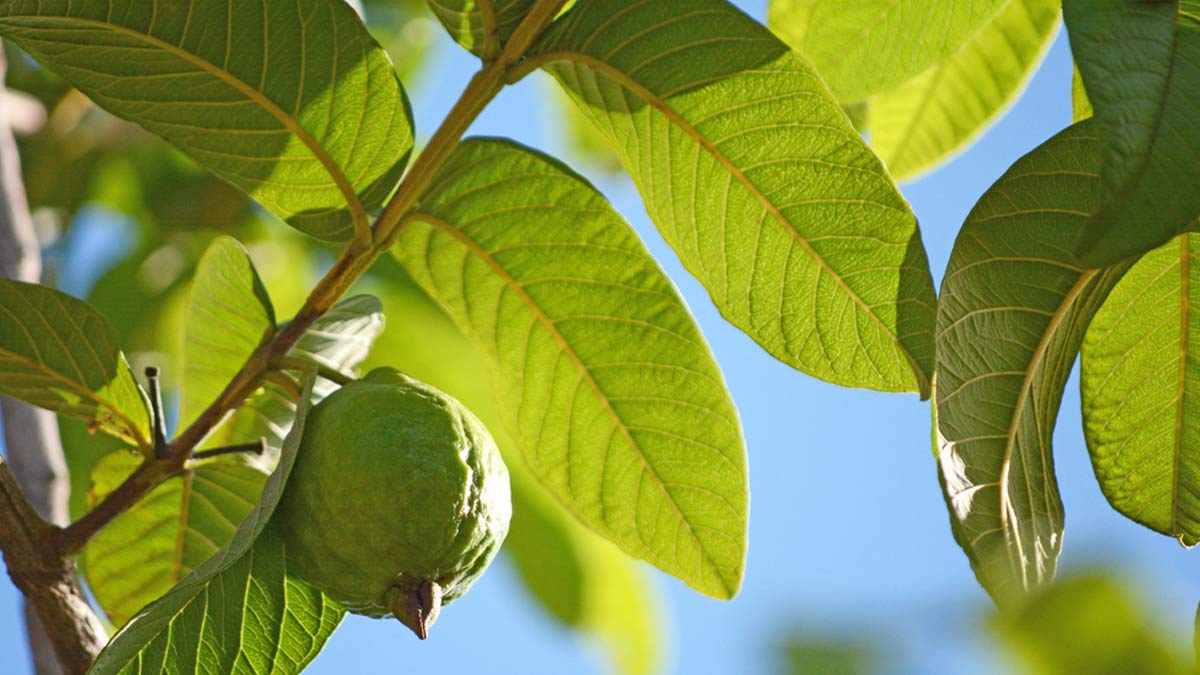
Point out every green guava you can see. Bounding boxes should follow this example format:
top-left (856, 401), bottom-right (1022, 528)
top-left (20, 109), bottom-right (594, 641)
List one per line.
top-left (276, 367), bottom-right (511, 639)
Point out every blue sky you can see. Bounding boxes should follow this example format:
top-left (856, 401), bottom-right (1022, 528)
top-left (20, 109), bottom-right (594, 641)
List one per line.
top-left (4, 2), bottom-right (1199, 674)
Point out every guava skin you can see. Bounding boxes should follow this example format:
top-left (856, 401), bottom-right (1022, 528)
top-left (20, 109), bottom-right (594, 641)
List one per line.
top-left (276, 367), bottom-right (511, 638)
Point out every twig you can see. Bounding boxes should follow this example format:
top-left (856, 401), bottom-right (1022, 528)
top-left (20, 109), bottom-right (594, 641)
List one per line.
top-left (144, 367), bottom-right (169, 459)
top-left (192, 439), bottom-right (267, 462)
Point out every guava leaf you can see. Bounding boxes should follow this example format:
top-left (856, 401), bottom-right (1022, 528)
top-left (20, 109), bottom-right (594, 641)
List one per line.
top-left (0, 279), bottom-right (150, 449)
top-left (529, 0), bottom-right (937, 396)
top-left (866, 0), bottom-right (1060, 181)
top-left (180, 237), bottom-right (275, 430)
top-left (1064, 0), bottom-right (1200, 266)
top-left (88, 370), bottom-right (345, 675)
top-left (206, 295), bottom-right (386, 456)
top-left (508, 468), bottom-right (659, 675)
top-left (0, 0), bottom-right (414, 241)
top-left (394, 137), bottom-right (747, 598)
top-left (1080, 233), bottom-right (1200, 544)
top-left (935, 121), bottom-right (1134, 606)
top-left (359, 272), bottom-right (662, 675)
top-left (769, 0), bottom-right (1008, 102)
top-left (83, 453), bottom-right (268, 627)
top-left (427, 0), bottom-right (535, 56)
top-left (993, 575), bottom-right (1191, 674)
top-left (1072, 63), bottom-right (1092, 123)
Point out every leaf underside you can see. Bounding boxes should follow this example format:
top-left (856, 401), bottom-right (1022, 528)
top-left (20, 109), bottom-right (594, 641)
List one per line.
top-left (1081, 233), bottom-right (1200, 544)
top-left (83, 454), bottom-right (267, 628)
top-left (427, 0), bottom-right (535, 55)
top-left (0, 279), bottom-right (149, 448)
top-left (0, 0), bottom-right (414, 241)
top-left (867, 0), bottom-right (1060, 181)
top-left (935, 120), bottom-right (1134, 606)
top-left (394, 137), bottom-right (748, 599)
top-left (180, 236), bottom-right (276, 430)
top-left (769, 0), bottom-right (1008, 102)
top-left (1065, 0), bottom-right (1200, 266)
top-left (530, 0), bottom-right (938, 396)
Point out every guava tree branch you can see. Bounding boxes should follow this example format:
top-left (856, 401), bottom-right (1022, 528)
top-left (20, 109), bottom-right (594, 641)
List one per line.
top-left (54, 0), bottom-right (572, 559)
top-left (0, 45), bottom-right (107, 675)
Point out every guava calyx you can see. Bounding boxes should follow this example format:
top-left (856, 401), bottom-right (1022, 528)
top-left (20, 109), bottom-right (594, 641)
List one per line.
top-left (387, 580), bottom-right (443, 640)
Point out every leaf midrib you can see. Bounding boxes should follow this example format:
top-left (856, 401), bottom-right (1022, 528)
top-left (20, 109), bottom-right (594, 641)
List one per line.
top-left (996, 268), bottom-right (1095, 589)
top-left (409, 211), bottom-right (738, 596)
top-left (529, 50), bottom-right (930, 395)
top-left (1172, 234), bottom-right (1191, 534)
top-left (0, 14), bottom-right (368, 228)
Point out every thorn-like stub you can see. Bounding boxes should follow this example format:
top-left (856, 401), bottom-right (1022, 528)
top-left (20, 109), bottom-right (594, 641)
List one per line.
top-left (387, 580), bottom-right (442, 639)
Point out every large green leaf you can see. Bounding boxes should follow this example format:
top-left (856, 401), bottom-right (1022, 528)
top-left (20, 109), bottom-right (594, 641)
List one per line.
top-left (866, 0), bottom-right (1060, 181)
top-left (769, 0), bottom-right (1008, 102)
top-left (993, 574), bottom-right (1190, 675)
top-left (0, 0), bottom-right (414, 241)
top-left (1080, 233), bottom-right (1200, 544)
top-left (0, 279), bottom-right (149, 449)
top-left (527, 0), bottom-right (937, 396)
top-left (360, 271), bottom-right (661, 675)
top-left (89, 370), bottom-right (345, 675)
top-left (394, 137), bottom-right (747, 598)
top-left (180, 236), bottom-right (275, 431)
top-left (427, 0), bottom-right (535, 56)
top-left (206, 295), bottom-right (386, 457)
top-left (1064, 0), bottom-right (1200, 266)
top-left (935, 121), bottom-right (1134, 606)
top-left (83, 452), bottom-right (267, 627)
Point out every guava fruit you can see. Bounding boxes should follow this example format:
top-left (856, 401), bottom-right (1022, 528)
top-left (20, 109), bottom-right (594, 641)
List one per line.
top-left (276, 367), bottom-right (511, 639)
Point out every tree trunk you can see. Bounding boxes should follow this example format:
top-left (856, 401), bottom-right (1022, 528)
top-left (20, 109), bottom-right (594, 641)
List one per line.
top-left (0, 44), bottom-right (106, 675)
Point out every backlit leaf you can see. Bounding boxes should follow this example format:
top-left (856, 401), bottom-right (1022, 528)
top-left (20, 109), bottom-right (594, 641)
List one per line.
top-left (769, 0), bottom-right (1008, 102)
top-left (180, 237), bottom-right (275, 431)
top-left (1080, 233), bottom-right (1200, 544)
top-left (428, 0), bottom-right (535, 56)
top-left (0, 0), bottom-right (415, 241)
top-left (394, 137), bottom-right (747, 598)
top-left (866, 0), bottom-right (1060, 181)
top-left (83, 452), bottom-right (267, 627)
top-left (0, 279), bottom-right (149, 449)
top-left (1064, 0), bottom-right (1200, 266)
top-left (935, 121), bottom-right (1134, 606)
top-left (529, 0), bottom-right (937, 396)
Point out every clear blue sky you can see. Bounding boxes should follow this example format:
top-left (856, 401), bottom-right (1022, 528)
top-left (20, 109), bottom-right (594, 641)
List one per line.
top-left (4, 2), bottom-right (1198, 674)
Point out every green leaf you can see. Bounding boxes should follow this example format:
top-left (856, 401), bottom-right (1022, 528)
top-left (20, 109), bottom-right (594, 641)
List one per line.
top-left (0, 0), bottom-right (414, 241)
top-left (359, 270), bottom-right (662, 675)
top-left (1064, 0), bottom-right (1200, 266)
top-left (934, 121), bottom-right (1134, 606)
top-left (529, 0), bottom-right (937, 396)
top-left (88, 370), bottom-right (345, 675)
top-left (180, 236), bottom-right (275, 431)
top-left (768, 0), bottom-right (1008, 102)
top-left (394, 137), bottom-right (747, 598)
top-left (0, 279), bottom-right (150, 449)
top-left (866, 0), bottom-right (1060, 181)
top-left (207, 295), bottom-right (385, 456)
top-left (1071, 63), bottom-right (1092, 123)
top-left (83, 453), bottom-right (267, 627)
top-left (993, 574), bottom-right (1191, 675)
top-left (427, 0), bottom-right (534, 56)
top-left (1080, 233), bottom-right (1200, 544)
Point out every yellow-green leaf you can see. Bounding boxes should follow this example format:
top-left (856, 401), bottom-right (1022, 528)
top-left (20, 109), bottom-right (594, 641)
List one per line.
top-left (529, 0), bottom-right (937, 396)
top-left (0, 0), bottom-right (415, 241)
top-left (769, 0), bottom-right (1008, 102)
top-left (867, 0), bottom-right (1060, 181)
top-left (0, 279), bottom-right (149, 449)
